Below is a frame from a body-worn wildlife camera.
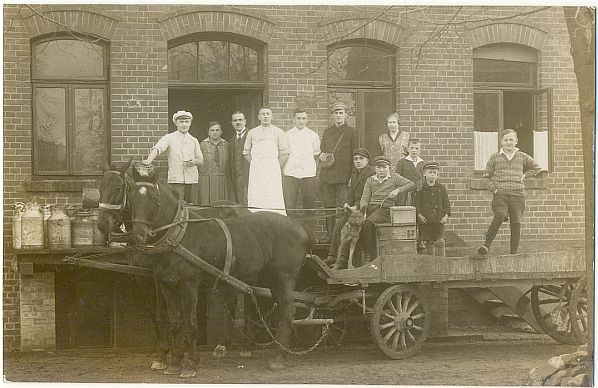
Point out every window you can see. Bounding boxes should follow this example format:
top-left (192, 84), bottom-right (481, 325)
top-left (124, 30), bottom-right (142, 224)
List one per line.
top-left (473, 43), bottom-right (551, 171)
top-left (327, 40), bottom-right (395, 153)
top-left (167, 34), bottom-right (264, 140)
top-left (32, 37), bottom-right (109, 176)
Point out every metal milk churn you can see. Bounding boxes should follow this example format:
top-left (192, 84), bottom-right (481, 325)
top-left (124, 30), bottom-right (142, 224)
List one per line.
top-left (91, 208), bottom-right (107, 246)
top-left (42, 204), bottom-right (53, 248)
top-left (21, 202), bottom-right (45, 250)
top-left (12, 202), bottom-right (25, 250)
top-left (71, 210), bottom-right (94, 247)
top-left (48, 206), bottom-right (72, 249)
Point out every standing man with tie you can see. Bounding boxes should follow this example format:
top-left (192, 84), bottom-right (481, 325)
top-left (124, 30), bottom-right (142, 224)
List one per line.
top-left (229, 111), bottom-right (250, 206)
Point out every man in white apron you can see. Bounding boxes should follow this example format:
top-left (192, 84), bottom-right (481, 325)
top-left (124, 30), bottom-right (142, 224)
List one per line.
top-left (243, 107), bottom-right (289, 216)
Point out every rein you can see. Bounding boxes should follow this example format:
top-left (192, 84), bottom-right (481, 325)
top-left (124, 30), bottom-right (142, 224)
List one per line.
top-left (135, 181), bottom-right (235, 277)
top-left (99, 170), bottom-right (128, 212)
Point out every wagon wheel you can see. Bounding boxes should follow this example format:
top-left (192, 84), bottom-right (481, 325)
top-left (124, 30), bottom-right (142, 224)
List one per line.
top-left (530, 282), bottom-right (580, 345)
top-left (292, 287), bottom-right (347, 350)
top-left (568, 278), bottom-right (588, 343)
top-left (370, 285), bottom-right (430, 359)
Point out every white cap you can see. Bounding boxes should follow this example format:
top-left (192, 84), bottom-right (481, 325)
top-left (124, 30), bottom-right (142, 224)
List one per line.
top-left (172, 110), bottom-right (193, 123)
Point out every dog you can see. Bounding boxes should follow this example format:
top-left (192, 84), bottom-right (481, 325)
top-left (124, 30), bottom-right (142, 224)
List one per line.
top-left (335, 208), bottom-right (366, 269)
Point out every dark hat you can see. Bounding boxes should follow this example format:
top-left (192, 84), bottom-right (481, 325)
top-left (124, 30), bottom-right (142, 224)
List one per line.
top-left (352, 148), bottom-right (371, 159)
top-left (329, 101), bottom-right (347, 113)
top-left (373, 156), bottom-right (391, 167)
top-left (423, 161), bottom-right (440, 170)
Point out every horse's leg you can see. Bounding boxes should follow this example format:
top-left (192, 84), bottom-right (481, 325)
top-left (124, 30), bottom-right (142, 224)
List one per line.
top-left (211, 286), bottom-right (238, 358)
top-left (178, 279), bottom-right (200, 379)
top-left (269, 273), bottom-right (297, 371)
top-left (160, 282), bottom-right (184, 375)
top-left (150, 276), bottom-right (170, 371)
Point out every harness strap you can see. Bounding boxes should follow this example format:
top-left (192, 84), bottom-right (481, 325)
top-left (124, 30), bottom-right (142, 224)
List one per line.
top-left (212, 218), bottom-right (234, 276)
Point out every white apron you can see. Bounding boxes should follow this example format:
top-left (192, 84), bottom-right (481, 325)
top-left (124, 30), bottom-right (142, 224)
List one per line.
top-left (247, 138), bottom-right (287, 216)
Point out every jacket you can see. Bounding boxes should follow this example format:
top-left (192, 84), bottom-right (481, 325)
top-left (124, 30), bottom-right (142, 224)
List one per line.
top-left (345, 165), bottom-right (375, 207)
top-left (415, 181), bottom-right (451, 224)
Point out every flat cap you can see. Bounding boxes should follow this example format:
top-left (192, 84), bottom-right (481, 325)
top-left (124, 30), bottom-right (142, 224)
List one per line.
top-left (353, 147), bottom-right (371, 159)
top-left (373, 156), bottom-right (391, 166)
top-left (172, 110), bottom-right (193, 123)
top-left (423, 161), bottom-right (440, 170)
top-left (329, 101), bottom-right (347, 113)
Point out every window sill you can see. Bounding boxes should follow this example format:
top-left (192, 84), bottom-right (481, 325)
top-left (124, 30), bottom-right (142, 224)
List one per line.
top-left (469, 176), bottom-right (548, 190)
top-left (25, 179), bottom-right (99, 192)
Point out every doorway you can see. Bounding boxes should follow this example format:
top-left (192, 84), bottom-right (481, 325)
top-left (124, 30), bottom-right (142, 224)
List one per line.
top-left (168, 89), bottom-right (262, 141)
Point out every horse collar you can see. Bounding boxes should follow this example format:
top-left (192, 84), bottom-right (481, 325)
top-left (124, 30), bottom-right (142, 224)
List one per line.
top-left (143, 200), bottom-right (188, 255)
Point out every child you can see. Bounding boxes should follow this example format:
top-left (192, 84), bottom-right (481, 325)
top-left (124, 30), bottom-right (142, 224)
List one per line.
top-left (414, 161), bottom-right (451, 257)
top-left (395, 138), bottom-right (425, 206)
top-left (477, 129), bottom-right (542, 255)
top-left (359, 156), bottom-right (415, 263)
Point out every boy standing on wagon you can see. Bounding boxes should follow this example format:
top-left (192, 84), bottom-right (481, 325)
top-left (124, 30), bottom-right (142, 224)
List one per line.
top-left (477, 129), bottom-right (542, 255)
top-left (414, 161), bottom-right (451, 257)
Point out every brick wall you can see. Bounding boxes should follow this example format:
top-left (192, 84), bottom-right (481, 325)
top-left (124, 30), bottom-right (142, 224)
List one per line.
top-left (19, 272), bottom-right (56, 351)
top-left (3, 5), bottom-right (586, 349)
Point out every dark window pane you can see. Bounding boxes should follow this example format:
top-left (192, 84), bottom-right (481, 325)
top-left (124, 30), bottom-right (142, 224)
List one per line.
top-left (474, 92), bottom-right (500, 170)
top-left (473, 59), bottom-right (534, 83)
top-left (229, 43), bottom-right (258, 81)
top-left (328, 46), bottom-right (392, 82)
top-left (198, 41), bottom-right (227, 81)
top-left (34, 40), bottom-right (104, 79)
top-left (74, 88), bottom-right (106, 174)
top-left (34, 88), bottom-right (67, 173)
top-left (363, 91), bottom-right (393, 155)
top-left (168, 42), bottom-right (198, 82)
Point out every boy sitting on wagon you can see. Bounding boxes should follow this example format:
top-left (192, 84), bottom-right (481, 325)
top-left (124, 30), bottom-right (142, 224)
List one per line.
top-left (414, 161), bottom-right (451, 257)
top-left (359, 156), bottom-right (416, 263)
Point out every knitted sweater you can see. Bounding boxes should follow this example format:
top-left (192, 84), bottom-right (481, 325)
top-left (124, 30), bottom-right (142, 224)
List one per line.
top-left (483, 149), bottom-right (542, 196)
top-left (360, 173), bottom-right (416, 210)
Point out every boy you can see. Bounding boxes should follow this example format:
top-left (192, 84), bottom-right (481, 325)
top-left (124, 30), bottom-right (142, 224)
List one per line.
top-left (477, 129), bottom-right (542, 255)
top-left (395, 138), bottom-right (425, 206)
top-left (414, 161), bottom-right (451, 257)
top-left (359, 156), bottom-right (415, 263)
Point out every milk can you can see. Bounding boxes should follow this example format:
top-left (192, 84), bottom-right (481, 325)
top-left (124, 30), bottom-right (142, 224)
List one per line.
top-left (42, 204), bottom-right (53, 248)
top-left (21, 202), bottom-right (45, 250)
top-left (12, 202), bottom-right (25, 250)
top-left (71, 211), bottom-right (94, 247)
top-left (48, 206), bottom-right (72, 249)
top-left (91, 208), bottom-right (107, 246)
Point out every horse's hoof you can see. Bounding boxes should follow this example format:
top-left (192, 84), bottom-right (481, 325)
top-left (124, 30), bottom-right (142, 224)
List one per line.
top-left (150, 360), bottom-right (168, 371)
top-left (179, 369), bottom-right (197, 379)
top-left (212, 344), bottom-right (226, 358)
top-left (163, 366), bottom-right (182, 375)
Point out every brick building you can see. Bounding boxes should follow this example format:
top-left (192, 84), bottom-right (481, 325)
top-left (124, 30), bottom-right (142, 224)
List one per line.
top-left (3, 5), bottom-right (586, 351)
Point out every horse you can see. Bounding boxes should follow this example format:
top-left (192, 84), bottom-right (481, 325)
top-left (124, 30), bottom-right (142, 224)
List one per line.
top-left (96, 159), bottom-right (251, 372)
top-left (127, 164), bottom-right (308, 377)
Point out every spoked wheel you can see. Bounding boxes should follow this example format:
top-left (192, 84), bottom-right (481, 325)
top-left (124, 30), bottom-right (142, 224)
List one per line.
top-left (530, 282), bottom-right (580, 345)
top-left (292, 287), bottom-right (347, 350)
top-left (370, 285), bottom-right (430, 359)
top-left (568, 278), bottom-right (588, 344)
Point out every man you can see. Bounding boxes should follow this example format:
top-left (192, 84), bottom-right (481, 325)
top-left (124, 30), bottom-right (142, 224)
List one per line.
top-left (283, 108), bottom-right (321, 233)
top-left (327, 147), bottom-right (375, 269)
top-left (243, 107), bottom-right (289, 216)
top-left (142, 110), bottom-right (203, 203)
top-left (228, 111), bottom-right (250, 206)
top-left (359, 156), bottom-right (416, 262)
top-left (318, 101), bottom-right (359, 244)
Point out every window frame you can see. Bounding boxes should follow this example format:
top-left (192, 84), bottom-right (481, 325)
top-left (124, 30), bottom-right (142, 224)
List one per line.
top-left (31, 35), bottom-right (110, 177)
top-left (168, 32), bottom-right (265, 89)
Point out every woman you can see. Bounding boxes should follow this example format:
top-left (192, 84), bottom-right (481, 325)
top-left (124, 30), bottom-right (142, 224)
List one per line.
top-left (376, 112), bottom-right (410, 171)
top-left (198, 121), bottom-right (231, 204)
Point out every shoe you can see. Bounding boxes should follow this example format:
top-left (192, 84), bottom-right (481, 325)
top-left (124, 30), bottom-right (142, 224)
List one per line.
top-left (477, 246), bottom-right (489, 255)
top-left (332, 255), bottom-right (348, 270)
top-left (323, 255), bottom-right (336, 266)
top-left (363, 254), bottom-right (374, 263)
top-left (317, 237), bottom-right (332, 245)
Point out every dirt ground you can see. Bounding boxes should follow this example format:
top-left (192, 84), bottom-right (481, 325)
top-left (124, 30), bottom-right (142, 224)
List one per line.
top-left (3, 328), bottom-right (582, 385)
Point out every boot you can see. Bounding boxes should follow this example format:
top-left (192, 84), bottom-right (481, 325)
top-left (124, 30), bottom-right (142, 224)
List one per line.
top-left (434, 238), bottom-right (446, 257)
top-left (332, 255), bottom-right (348, 270)
top-left (324, 215), bottom-right (336, 244)
top-left (425, 241), bottom-right (435, 256)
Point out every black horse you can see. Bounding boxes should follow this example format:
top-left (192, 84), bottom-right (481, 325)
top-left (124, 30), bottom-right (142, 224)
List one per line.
top-left (127, 165), bottom-right (308, 377)
top-left (96, 159), bottom-right (251, 373)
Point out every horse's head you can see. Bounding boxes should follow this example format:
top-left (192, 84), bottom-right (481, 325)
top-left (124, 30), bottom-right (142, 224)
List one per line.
top-left (97, 158), bottom-right (132, 236)
top-left (128, 162), bottom-right (167, 245)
